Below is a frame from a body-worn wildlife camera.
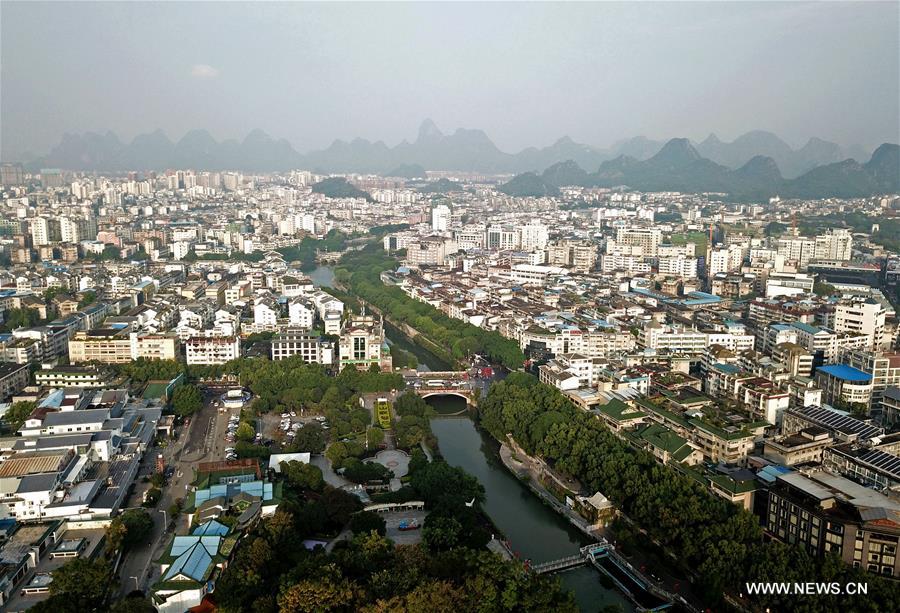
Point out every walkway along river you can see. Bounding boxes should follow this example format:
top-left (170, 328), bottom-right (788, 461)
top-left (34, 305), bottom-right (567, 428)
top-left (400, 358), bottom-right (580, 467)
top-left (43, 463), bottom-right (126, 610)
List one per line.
top-left (311, 265), bottom-right (634, 611)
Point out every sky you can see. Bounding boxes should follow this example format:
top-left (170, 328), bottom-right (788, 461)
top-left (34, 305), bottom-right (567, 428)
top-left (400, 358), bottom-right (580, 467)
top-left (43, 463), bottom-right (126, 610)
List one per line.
top-left (1, 1), bottom-right (898, 161)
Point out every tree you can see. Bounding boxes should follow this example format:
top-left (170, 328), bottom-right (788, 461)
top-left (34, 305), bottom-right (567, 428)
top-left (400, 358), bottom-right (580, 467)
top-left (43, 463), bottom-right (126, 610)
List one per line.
top-left (3, 401), bottom-right (35, 431)
top-left (105, 515), bottom-right (127, 554)
top-left (321, 486), bottom-right (362, 527)
top-left (235, 422), bottom-right (256, 442)
top-left (410, 461), bottom-right (484, 508)
top-left (142, 487), bottom-right (161, 507)
top-left (342, 458), bottom-right (392, 484)
top-left (118, 509), bottom-right (154, 549)
top-left (366, 427), bottom-right (384, 448)
top-left (287, 423), bottom-right (326, 454)
top-left (47, 558), bottom-right (110, 610)
top-left (100, 245), bottom-right (121, 260)
top-left (78, 290), bottom-right (98, 308)
top-left (423, 515), bottom-right (463, 551)
top-left (0, 307), bottom-right (42, 332)
top-left (171, 385), bottom-right (202, 417)
top-left (764, 221), bottom-right (788, 236)
top-left (349, 511), bottom-right (386, 536)
top-left (281, 460), bottom-right (324, 493)
top-left (278, 577), bottom-right (360, 613)
top-left (813, 281), bottom-right (837, 297)
top-left (109, 595), bottom-right (157, 613)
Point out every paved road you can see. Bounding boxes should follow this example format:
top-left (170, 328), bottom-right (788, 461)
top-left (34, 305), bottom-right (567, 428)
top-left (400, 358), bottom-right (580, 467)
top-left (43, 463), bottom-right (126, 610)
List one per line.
top-left (117, 391), bottom-right (231, 597)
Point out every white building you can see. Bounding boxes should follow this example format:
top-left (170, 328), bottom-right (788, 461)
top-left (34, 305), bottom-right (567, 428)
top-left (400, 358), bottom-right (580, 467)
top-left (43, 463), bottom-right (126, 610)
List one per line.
top-left (658, 255), bottom-right (698, 278)
top-left (833, 298), bottom-right (887, 350)
top-left (185, 336), bottom-right (240, 365)
top-left (431, 204), bottom-right (451, 232)
top-left (288, 299), bottom-right (315, 328)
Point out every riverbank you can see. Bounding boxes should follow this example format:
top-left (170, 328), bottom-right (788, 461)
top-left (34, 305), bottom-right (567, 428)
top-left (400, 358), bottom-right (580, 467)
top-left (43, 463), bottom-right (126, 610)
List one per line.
top-left (431, 418), bottom-right (635, 612)
top-left (498, 442), bottom-right (603, 540)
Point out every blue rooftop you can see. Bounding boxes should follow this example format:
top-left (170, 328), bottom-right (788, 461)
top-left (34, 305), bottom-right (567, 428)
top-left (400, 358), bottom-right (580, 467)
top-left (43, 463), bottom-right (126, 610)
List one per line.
top-left (818, 364), bottom-right (872, 383)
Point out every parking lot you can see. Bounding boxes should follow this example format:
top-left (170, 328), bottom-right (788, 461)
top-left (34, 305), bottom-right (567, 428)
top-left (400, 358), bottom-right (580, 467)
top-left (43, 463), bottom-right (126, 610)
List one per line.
top-left (383, 510), bottom-right (428, 546)
top-left (260, 411), bottom-right (327, 450)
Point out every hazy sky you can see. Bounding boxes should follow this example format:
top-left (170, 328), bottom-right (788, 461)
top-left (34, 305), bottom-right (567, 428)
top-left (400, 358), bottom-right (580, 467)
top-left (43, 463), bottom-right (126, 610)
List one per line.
top-left (2, 1), bottom-right (898, 160)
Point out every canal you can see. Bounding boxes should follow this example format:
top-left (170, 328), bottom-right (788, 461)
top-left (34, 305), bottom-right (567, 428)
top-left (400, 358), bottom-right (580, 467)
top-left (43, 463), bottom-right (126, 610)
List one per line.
top-left (429, 400), bottom-right (634, 613)
top-left (310, 265), bottom-right (452, 372)
top-left (311, 265), bottom-right (633, 611)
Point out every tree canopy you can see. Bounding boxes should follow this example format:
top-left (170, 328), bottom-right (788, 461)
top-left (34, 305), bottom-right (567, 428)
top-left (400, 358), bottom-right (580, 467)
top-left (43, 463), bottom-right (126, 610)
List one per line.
top-left (479, 373), bottom-right (900, 610)
top-left (336, 245), bottom-right (524, 369)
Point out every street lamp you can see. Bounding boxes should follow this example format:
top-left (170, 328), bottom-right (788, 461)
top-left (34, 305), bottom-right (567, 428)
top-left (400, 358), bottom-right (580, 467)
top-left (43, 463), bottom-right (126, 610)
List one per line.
top-left (130, 576), bottom-right (139, 590)
top-left (159, 508), bottom-right (168, 529)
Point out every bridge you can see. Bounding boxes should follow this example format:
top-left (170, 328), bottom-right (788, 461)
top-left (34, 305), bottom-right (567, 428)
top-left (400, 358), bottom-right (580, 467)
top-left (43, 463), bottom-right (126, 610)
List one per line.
top-left (402, 370), bottom-right (482, 406)
top-left (532, 541), bottom-right (688, 612)
top-left (530, 554), bottom-right (586, 574)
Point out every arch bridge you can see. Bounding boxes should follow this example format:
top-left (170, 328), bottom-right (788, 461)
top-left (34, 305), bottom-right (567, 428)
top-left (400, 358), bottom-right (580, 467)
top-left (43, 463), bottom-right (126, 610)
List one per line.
top-left (405, 371), bottom-right (480, 406)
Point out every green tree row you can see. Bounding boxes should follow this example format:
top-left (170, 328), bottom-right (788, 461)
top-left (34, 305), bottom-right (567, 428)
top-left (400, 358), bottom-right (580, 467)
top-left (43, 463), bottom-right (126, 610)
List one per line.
top-left (336, 244), bottom-right (524, 369)
top-left (478, 373), bottom-right (900, 611)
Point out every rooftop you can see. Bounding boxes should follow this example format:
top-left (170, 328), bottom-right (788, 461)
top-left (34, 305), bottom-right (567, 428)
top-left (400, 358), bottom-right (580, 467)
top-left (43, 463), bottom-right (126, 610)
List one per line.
top-left (817, 364), bottom-right (872, 383)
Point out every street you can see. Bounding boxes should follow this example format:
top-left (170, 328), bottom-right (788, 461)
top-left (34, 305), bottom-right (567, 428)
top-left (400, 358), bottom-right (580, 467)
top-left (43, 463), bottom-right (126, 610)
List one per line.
top-left (116, 389), bottom-right (230, 597)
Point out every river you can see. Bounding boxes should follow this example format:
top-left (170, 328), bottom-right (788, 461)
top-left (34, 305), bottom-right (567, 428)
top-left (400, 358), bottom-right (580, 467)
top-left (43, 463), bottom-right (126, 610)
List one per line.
top-left (310, 265), bottom-right (451, 372)
top-left (430, 405), bottom-right (634, 613)
top-left (311, 265), bottom-right (633, 611)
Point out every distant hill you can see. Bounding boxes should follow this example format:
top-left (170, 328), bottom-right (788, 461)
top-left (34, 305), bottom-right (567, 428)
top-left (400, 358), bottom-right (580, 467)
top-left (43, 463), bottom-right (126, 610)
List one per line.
top-left (311, 177), bottom-right (372, 200)
top-left (783, 143), bottom-right (900, 199)
top-left (694, 131), bottom-right (867, 178)
top-left (500, 141), bottom-right (899, 199)
top-left (541, 160), bottom-right (589, 188)
top-left (498, 172), bottom-right (560, 197)
top-left (418, 178), bottom-right (464, 193)
top-left (386, 163), bottom-right (427, 179)
top-left (14, 121), bottom-right (892, 194)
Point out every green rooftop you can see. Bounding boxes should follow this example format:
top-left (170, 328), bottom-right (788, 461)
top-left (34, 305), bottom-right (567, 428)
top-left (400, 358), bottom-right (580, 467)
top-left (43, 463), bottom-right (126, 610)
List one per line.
top-left (595, 399), bottom-right (646, 422)
top-left (634, 423), bottom-right (691, 456)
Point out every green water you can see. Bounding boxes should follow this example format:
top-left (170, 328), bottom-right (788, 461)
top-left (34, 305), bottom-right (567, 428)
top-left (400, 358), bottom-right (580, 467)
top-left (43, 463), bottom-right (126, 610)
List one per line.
top-left (431, 414), bottom-right (634, 613)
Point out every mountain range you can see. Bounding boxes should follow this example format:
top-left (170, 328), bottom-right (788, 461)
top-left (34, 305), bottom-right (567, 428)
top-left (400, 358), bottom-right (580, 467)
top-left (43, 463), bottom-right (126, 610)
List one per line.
top-left (16, 120), bottom-right (880, 178)
top-left (499, 139), bottom-right (899, 201)
top-left (11, 121), bottom-right (898, 199)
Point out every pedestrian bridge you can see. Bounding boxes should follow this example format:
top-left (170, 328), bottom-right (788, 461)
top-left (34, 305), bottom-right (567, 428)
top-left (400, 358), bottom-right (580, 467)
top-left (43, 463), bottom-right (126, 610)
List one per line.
top-left (531, 541), bottom-right (680, 612)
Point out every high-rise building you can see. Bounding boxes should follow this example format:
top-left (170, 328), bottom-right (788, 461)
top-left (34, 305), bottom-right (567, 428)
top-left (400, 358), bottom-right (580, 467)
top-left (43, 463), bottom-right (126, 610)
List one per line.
top-left (431, 204), bottom-right (451, 232)
top-left (833, 298), bottom-right (887, 350)
top-left (814, 229), bottom-right (853, 261)
top-left (1, 164), bottom-right (24, 186)
top-left (616, 227), bottom-right (662, 256)
top-left (40, 169), bottom-right (64, 188)
top-left (30, 217), bottom-right (51, 246)
top-left (518, 222), bottom-right (549, 251)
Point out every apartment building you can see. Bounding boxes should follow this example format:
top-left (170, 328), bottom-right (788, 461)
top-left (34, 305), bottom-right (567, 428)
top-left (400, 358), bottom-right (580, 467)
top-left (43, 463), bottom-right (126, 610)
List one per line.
top-left (765, 471), bottom-right (900, 578)
top-left (68, 329), bottom-right (178, 364)
top-left (271, 329), bottom-right (335, 366)
top-left (815, 364), bottom-right (874, 408)
top-left (0, 362), bottom-right (30, 401)
top-left (185, 335), bottom-right (240, 365)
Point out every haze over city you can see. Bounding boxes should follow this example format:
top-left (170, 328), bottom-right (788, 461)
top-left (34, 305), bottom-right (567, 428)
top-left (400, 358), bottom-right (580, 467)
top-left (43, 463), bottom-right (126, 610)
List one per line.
top-left (2, 1), bottom-right (899, 161)
top-left (0, 2), bottom-right (899, 613)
